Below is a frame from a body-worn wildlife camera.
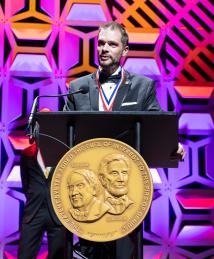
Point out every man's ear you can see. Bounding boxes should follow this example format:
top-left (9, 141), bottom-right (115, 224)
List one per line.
top-left (122, 46), bottom-right (129, 57)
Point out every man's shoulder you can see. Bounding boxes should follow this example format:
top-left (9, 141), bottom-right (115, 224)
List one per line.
top-left (125, 70), bottom-right (154, 83)
top-left (125, 70), bottom-right (154, 84)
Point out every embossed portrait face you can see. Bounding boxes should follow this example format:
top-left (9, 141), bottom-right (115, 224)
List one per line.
top-left (103, 159), bottom-right (129, 197)
top-left (68, 173), bottom-right (95, 211)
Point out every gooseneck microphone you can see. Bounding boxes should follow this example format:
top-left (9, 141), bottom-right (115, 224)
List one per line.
top-left (27, 85), bottom-right (89, 142)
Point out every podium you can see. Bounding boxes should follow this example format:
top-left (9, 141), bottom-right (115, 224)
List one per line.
top-left (34, 110), bottom-right (179, 258)
top-left (35, 111), bottom-right (178, 168)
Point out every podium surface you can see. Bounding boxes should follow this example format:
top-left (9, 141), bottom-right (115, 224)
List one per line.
top-left (35, 111), bottom-right (178, 168)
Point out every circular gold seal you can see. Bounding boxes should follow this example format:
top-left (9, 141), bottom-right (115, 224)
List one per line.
top-left (51, 138), bottom-right (153, 242)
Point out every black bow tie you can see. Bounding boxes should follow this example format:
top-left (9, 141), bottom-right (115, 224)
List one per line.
top-left (99, 71), bottom-right (122, 84)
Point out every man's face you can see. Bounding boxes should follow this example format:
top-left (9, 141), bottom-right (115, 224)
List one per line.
top-left (103, 160), bottom-right (129, 197)
top-left (97, 28), bottom-right (128, 70)
top-left (68, 173), bottom-right (94, 211)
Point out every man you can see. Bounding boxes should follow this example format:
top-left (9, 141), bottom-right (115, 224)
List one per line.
top-left (18, 143), bottom-right (65, 259)
top-left (67, 168), bottom-right (109, 222)
top-left (98, 153), bottom-right (133, 215)
top-left (64, 21), bottom-right (185, 259)
top-left (64, 21), bottom-right (161, 113)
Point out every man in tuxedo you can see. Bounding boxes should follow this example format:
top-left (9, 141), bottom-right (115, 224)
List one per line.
top-left (64, 21), bottom-right (161, 113)
top-left (18, 143), bottom-right (66, 259)
top-left (64, 21), bottom-right (185, 259)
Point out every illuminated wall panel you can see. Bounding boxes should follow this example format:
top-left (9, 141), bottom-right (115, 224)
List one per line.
top-left (0, 0), bottom-right (213, 258)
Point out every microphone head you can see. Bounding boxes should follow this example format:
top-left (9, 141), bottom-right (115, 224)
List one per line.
top-left (79, 86), bottom-right (89, 94)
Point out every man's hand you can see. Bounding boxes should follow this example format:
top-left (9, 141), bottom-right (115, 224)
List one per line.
top-left (171, 143), bottom-right (185, 161)
top-left (177, 143), bottom-right (185, 161)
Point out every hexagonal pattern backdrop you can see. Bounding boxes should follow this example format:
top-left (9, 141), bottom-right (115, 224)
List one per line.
top-left (0, 0), bottom-right (213, 258)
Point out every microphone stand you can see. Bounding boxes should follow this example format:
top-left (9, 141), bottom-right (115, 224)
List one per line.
top-left (27, 87), bottom-right (89, 143)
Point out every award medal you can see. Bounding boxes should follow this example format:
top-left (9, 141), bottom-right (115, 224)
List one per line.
top-left (51, 138), bottom-right (153, 242)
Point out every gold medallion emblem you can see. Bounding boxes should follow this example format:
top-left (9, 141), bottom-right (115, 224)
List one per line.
top-left (51, 138), bottom-right (153, 242)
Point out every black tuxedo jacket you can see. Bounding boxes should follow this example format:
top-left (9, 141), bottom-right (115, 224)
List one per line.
top-left (64, 70), bottom-right (162, 112)
top-left (20, 144), bottom-right (61, 225)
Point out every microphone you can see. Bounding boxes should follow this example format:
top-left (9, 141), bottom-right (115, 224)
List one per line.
top-left (27, 86), bottom-right (89, 141)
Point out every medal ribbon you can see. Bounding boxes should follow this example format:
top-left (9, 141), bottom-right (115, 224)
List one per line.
top-left (96, 68), bottom-right (125, 111)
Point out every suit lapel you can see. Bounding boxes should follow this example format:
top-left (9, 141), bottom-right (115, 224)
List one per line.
top-left (112, 71), bottom-right (132, 110)
top-left (89, 73), bottom-right (99, 111)
top-left (47, 167), bottom-right (55, 181)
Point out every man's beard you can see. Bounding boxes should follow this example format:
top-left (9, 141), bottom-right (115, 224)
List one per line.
top-left (107, 186), bottom-right (128, 197)
top-left (99, 57), bottom-right (120, 72)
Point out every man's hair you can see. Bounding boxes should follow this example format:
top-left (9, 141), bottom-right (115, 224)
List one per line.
top-left (98, 21), bottom-right (129, 47)
top-left (67, 168), bottom-right (101, 195)
top-left (98, 153), bottom-right (130, 178)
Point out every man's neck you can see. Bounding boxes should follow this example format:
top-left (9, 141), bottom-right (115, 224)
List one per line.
top-left (101, 65), bottom-right (120, 76)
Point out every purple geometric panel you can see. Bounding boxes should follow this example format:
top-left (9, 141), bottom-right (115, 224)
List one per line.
top-left (67, 4), bottom-right (107, 22)
top-left (0, 1), bottom-right (214, 256)
top-left (0, 190), bottom-right (19, 238)
top-left (176, 226), bottom-right (214, 246)
top-left (150, 195), bottom-right (169, 239)
top-left (205, 141), bottom-right (214, 181)
top-left (7, 82), bottom-right (22, 123)
top-left (38, 82), bottom-right (59, 112)
top-left (0, 20), bottom-right (4, 68)
top-left (10, 54), bottom-right (52, 77)
top-left (59, 30), bottom-right (80, 73)
top-left (40, 0), bottom-right (56, 18)
top-left (144, 246), bottom-right (163, 259)
top-left (179, 113), bottom-right (214, 135)
top-left (0, 137), bottom-right (15, 178)
top-left (150, 168), bottom-right (162, 184)
top-left (0, 2), bottom-right (3, 17)
top-left (6, 166), bottom-right (22, 188)
top-left (124, 58), bottom-right (161, 80)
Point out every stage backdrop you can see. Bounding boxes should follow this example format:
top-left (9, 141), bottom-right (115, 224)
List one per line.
top-left (0, 0), bottom-right (213, 258)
